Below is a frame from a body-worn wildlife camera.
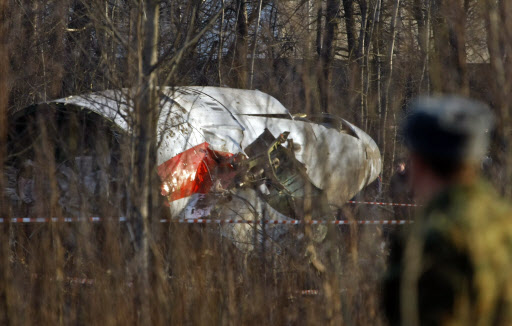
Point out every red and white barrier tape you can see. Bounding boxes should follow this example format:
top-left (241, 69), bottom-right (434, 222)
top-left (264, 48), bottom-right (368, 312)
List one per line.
top-left (66, 277), bottom-right (95, 285)
top-left (169, 219), bottom-right (412, 225)
top-left (0, 217), bottom-right (412, 225)
top-left (31, 273), bottom-right (318, 293)
top-left (31, 274), bottom-right (95, 286)
top-left (299, 289), bottom-right (319, 296)
top-left (347, 200), bottom-right (418, 207)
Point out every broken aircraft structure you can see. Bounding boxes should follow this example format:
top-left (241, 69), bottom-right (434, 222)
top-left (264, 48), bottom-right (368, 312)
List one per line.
top-left (5, 87), bottom-right (381, 250)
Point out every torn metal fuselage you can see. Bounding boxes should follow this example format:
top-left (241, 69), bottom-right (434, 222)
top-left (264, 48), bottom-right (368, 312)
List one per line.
top-left (5, 87), bottom-right (381, 250)
top-left (151, 87), bottom-right (381, 222)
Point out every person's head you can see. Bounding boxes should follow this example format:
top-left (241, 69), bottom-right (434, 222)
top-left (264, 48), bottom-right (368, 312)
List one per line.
top-left (401, 95), bottom-right (494, 201)
top-left (395, 160), bottom-right (406, 175)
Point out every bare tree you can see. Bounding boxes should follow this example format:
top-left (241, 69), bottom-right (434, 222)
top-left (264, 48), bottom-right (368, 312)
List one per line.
top-left (484, 0), bottom-right (512, 196)
top-left (249, 0), bottom-right (263, 89)
top-left (0, 0), bottom-right (10, 323)
top-left (126, 0), bottom-right (161, 322)
top-left (2, 0), bottom-right (512, 324)
top-left (233, 0), bottom-right (249, 88)
top-left (430, 0), bottom-right (469, 94)
top-left (380, 0), bottom-right (400, 176)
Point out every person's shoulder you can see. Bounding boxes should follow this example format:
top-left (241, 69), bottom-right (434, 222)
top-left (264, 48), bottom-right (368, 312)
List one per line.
top-left (471, 181), bottom-right (512, 218)
top-left (433, 180), bottom-right (508, 217)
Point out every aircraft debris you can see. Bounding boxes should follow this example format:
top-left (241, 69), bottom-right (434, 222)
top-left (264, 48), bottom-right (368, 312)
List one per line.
top-left (5, 87), bottom-right (382, 251)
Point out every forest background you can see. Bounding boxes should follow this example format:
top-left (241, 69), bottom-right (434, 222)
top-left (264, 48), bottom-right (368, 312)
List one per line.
top-left (0, 0), bottom-right (511, 324)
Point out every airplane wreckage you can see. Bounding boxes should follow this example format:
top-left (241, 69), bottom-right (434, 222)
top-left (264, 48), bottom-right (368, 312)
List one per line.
top-left (5, 87), bottom-right (381, 250)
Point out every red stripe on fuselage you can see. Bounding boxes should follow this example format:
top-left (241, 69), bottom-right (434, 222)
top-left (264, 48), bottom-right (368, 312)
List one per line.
top-left (157, 142), bottom-right (235, 202)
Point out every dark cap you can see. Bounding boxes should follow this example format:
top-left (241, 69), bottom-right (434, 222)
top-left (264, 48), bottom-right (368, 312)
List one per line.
top-left (401, 95), bottom-right (494, 163)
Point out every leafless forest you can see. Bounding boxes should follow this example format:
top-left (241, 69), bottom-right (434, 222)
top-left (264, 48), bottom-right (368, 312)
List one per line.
top-left (1, 0), bottom-right (511, 324)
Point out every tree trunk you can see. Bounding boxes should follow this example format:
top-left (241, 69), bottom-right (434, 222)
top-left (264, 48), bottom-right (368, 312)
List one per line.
top-left (380, 0), bottom-right (400, 179)
top-left (0, 0), bottom-right (11, 323)
top-left (319, 0), bottom-right (340, 113)
top-left (342, 0), bottom-right (356, 57)
top-left (130, 0), bottom-right (160, 323)
top-left (485, 0), bottom-right (512, 196)
top-left (234, 0), bottom-right (248, 88)
top-left (218, 0), bottom-right (225, 85)
top-left (430, 0), bottom-right (468, 94)
top-left (362, 0), bottom-right (381, 130)
top-left (356, 0), bottom-right (368, 60)
top-left (413, 0), bottom-right (431, 93)
top-left (249, 0), bottom-right (263, 89)
top-left (315, 0), bottom-right (322, 56)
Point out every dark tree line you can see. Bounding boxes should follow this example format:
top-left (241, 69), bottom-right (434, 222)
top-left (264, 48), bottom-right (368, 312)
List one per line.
top-left (1, 1), bottom-right (512, 324)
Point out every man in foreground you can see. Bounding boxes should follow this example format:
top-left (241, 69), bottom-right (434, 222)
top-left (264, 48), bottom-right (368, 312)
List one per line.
top-left (382, 96), bottom-right (512, 325)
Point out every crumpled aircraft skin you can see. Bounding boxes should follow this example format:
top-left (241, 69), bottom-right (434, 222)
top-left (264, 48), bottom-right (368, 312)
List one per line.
top-left (6, 87), bottom-right (381, 250)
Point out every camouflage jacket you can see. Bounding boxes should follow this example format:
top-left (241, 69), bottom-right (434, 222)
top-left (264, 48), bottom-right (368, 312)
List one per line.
top-left (382, 180), bottom-right (512, 326)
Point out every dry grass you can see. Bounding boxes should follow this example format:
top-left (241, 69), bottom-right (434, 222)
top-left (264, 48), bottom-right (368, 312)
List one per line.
top-left (2, 1), bottom-right (512, 324)
top-left (2, 111), bottom-right (393, 324)
top-left (2, 210), bottom-right (392, 325)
